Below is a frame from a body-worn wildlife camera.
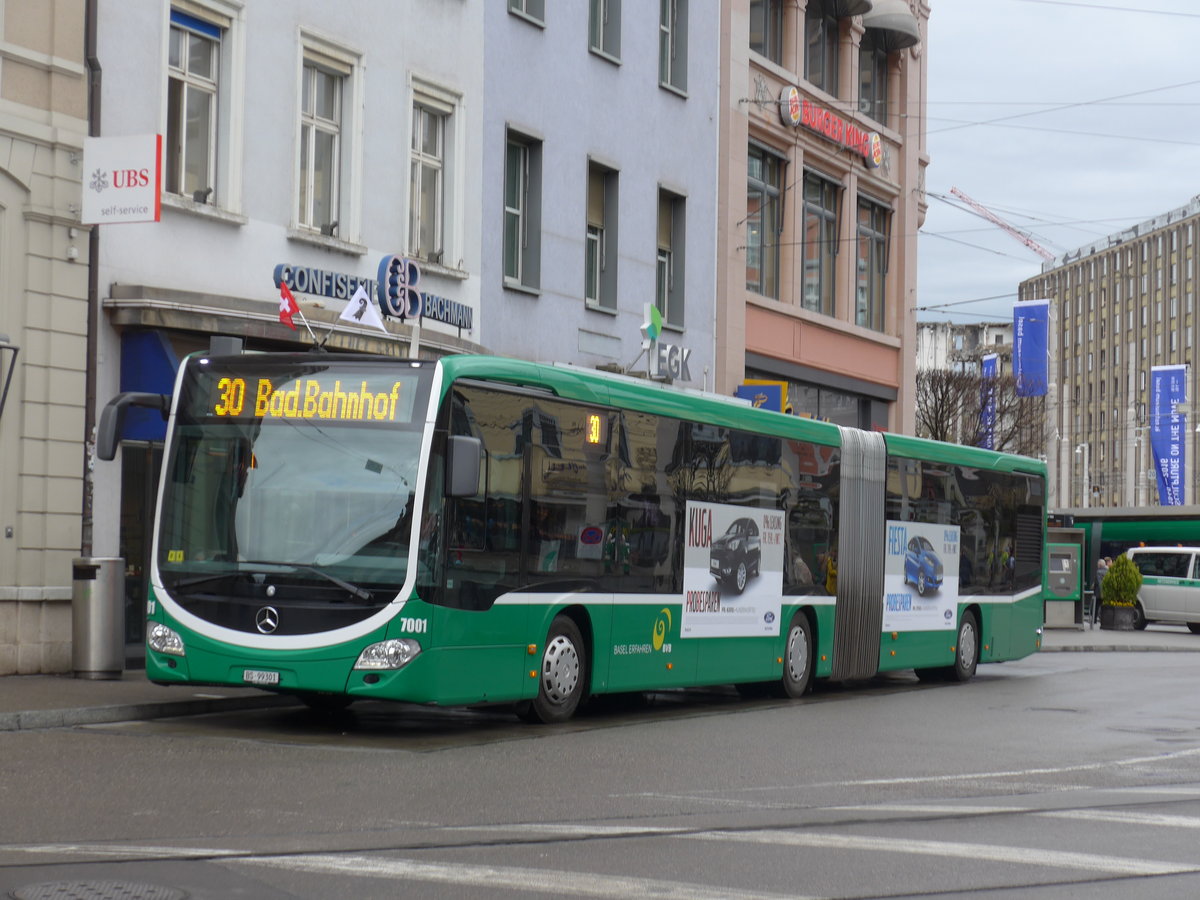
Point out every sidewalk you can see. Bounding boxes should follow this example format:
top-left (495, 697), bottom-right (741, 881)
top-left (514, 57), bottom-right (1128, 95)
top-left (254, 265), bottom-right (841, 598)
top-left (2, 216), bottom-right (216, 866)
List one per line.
top-left (1039, 621), bottom-right (1200, 653)
top-left (2, 624), bottom-right (1198, 732)
top-left (0, 671), bottom-right (295, 732)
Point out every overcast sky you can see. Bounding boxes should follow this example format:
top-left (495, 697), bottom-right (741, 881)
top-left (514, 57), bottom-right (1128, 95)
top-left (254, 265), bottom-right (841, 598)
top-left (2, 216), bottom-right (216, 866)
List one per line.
top-left (918, 0), bottom-right (1200, 323)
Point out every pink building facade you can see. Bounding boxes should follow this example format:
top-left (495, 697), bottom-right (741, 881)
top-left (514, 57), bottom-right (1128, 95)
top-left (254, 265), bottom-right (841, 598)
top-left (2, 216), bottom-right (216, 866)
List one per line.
top-left (717, 0), bottom-right (929, 433)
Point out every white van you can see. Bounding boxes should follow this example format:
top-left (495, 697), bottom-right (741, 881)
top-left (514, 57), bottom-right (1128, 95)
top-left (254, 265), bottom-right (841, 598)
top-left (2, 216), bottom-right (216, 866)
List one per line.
top-left (1124, 547), bottom-right (1200, 632)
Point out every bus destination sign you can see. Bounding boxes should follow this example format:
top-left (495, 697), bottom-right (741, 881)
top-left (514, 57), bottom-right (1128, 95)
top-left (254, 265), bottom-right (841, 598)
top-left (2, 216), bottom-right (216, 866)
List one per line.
top-left (212, 376), bottom-right (408, 422)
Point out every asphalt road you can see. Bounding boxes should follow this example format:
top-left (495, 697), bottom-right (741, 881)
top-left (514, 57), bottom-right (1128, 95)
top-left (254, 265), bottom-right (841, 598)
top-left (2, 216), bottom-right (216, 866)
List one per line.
top-left (4, 651), bottom-right (1200, 899)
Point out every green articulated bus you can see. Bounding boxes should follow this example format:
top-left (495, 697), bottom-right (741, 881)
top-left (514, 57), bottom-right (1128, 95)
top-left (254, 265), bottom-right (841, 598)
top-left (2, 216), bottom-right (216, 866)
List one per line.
top-left (99, 351), bottom-right (1047, 723)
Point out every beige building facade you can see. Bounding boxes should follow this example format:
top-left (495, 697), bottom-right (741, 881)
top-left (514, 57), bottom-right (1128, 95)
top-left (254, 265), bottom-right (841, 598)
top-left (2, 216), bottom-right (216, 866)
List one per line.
top-left (1020, 197), bottom-right (1200, 509)
top-left (718, 0), bottom-right (928, 431)
top-left (0, 0), bottom-right (89, 673)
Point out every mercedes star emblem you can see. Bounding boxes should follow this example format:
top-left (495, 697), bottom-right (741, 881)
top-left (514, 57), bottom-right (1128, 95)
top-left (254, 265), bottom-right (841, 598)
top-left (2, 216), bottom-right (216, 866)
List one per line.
top-left (255, 606), bottom-right (280, 634)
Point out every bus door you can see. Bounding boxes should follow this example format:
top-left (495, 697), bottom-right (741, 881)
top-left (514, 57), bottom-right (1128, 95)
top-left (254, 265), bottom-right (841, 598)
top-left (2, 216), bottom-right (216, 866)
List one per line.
top-left (519, 399), bottom-right (619, 691)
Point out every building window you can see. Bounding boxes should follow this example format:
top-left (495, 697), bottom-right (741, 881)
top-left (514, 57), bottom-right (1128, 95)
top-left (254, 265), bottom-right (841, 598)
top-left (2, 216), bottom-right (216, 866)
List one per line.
top-left (589, 0), bottom-right (621, 61)
top-left (504, 129), bottom-right (542, 290)
top-left (659, 0), bottom-right (688, 93)
top-left (856, 197), bottom-right (889, 331)
top-left (586, 161), bottom-right (618, 310)
top-left (508, 0), bottom-right (544, 24)
top-left (858, 30), bottom-right (888, 124)
top-left (749, 0), bottom-right (784, 64)
top-left (298, 56), bottom-right (344, 233)
top-left (746, 144), bottom-right (784, 299)
top-left (806, 0), bottom-right (839, 95)
top-left (656, 188), bottom-right (685, 328)
top-left (410, 83), bottom-right (458, 264)
top-left (166, 9), bottom-right (220, 201)
top-left (802, 171), bottom-right (839, 316)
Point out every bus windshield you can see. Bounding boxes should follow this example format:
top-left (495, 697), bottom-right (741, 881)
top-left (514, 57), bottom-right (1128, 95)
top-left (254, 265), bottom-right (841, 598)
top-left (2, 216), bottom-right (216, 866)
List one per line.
top-left (156, 357), bottom-right (434, 601)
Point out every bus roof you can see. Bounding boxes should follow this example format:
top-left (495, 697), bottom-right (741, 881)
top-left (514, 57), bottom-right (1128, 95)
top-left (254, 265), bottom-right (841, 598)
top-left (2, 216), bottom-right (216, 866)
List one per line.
top-left (438, 354), bottom-right (1047, 477)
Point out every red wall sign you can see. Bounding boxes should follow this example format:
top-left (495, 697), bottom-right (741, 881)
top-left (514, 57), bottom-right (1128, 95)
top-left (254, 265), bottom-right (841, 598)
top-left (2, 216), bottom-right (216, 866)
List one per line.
top-left (779, 87), bottom-right (882, 169)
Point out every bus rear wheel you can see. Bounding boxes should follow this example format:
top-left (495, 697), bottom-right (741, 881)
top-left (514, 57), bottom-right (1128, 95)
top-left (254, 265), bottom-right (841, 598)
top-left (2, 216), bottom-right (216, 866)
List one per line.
top-left (519, 616), bottom-right (587, 724)
top-left (777, 614), bottom-right (813, 698)
top-left (949, 611), bottom-right (979, 683)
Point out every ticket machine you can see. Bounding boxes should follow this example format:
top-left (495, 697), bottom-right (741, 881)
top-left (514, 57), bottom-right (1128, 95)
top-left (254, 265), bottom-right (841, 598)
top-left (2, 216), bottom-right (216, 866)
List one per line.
top-left (1044, 533), bottom-right (1085, 627)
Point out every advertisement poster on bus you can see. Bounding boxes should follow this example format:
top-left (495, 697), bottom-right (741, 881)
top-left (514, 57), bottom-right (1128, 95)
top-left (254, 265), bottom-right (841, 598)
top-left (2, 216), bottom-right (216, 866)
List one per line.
top-left (883, 520), bottom-right (960, 631)
top-left (682, 501), bottom-right (784, 638)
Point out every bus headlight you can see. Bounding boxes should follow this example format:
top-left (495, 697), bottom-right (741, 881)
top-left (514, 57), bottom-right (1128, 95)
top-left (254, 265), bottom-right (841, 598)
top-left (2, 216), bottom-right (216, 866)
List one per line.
top-left (148, 622), bottom-right (186, 657)
top-left (355, 638), bottom-right (421, 670)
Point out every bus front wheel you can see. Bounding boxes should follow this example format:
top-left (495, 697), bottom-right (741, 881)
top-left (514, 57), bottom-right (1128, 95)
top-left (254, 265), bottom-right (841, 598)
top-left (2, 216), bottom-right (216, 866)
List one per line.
top-left (519, 616), bottom-right (587, 724)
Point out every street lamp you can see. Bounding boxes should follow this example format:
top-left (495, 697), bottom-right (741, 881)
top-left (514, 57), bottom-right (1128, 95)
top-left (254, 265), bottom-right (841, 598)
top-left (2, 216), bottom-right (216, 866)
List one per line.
top-left (1075, 442), bottom-right (1090, 509)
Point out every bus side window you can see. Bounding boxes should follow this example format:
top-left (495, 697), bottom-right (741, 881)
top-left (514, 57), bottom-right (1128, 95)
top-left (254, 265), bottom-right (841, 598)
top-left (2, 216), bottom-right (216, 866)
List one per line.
top-left (522, 401), bottom-right (609, 589)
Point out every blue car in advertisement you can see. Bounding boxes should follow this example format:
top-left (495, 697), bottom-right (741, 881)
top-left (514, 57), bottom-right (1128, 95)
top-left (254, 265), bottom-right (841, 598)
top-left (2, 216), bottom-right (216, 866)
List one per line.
top-left (904, 535), bottom-right (943, 595)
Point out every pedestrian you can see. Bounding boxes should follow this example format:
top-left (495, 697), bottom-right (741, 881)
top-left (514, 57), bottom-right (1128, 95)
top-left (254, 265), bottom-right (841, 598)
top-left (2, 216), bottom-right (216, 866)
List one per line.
top-left (820, 547), bottom-right (838, 596)
top-left (1096, 555), bottom-right (1109, 598)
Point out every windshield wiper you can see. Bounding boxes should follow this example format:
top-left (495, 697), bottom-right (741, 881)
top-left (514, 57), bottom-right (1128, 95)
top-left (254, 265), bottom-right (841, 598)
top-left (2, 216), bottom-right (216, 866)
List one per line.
top-left (236, 559), bottom-right (374, 603)
top-left (168, 561), bottom-right (375, 603)
top-left (290, 564), bottom-right (374, 603)
top-left (170, 572), bottom-right (241, 591)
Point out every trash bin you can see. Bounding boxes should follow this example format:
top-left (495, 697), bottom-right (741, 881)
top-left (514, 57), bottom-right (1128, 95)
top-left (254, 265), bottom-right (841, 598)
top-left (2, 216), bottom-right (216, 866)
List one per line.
top-left (72, 557), bottom-right (125, 680)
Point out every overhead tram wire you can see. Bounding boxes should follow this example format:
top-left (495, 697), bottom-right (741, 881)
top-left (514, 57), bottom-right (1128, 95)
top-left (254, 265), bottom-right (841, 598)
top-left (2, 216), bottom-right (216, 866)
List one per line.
top-left (921, 232), bottom-right (1041, 262)
top-left (913, 292), bottom-right (1021, 321)
top-left (1010, 0), bottom-right (1200, 17)
top-left (926, 191), bottom-right (1065, 257)
top-left (927, 77), bottom-right (1200, 137)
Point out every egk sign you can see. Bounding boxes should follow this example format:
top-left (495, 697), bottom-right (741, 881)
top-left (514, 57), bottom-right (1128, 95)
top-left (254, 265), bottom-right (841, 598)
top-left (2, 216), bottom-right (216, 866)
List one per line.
top-left (81, 134), bottom-right (163, 225)
top-left (779, 86), bottom-right (883, 169)
top-left (650, 341), bottom-right (692, 381)
top-left (641, 302), bottom-right (692, 382)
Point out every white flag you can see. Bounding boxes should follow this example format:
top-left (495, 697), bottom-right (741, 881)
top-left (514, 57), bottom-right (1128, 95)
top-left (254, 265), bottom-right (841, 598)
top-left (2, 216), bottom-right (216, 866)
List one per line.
top-left (339, 285), bottom-right (389, 334)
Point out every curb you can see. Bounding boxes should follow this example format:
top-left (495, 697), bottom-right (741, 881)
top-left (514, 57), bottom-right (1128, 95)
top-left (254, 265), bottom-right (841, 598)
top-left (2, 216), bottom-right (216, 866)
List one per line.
top-left (1041, 645), bottom-right (1200, 653)
top-left (0, 694), bottom-right (297, 733)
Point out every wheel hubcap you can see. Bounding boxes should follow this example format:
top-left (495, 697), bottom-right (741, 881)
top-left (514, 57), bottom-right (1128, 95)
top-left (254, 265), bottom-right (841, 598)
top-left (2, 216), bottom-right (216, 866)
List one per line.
top-left (786, 626), bottom-right (808, 682)
top-left (959, 622), bottom-right (977, 669)
top-left (736, 564), bottom-right (747, 591)
top-left (542, 634), bottom-right (580, 704)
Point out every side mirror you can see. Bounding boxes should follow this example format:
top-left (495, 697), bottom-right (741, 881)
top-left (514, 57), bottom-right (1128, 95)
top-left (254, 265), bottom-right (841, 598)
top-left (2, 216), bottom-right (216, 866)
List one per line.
top-left (97, 392), bottom-right (170, 461)
top-left (446, 435), bottom-right (482, 497)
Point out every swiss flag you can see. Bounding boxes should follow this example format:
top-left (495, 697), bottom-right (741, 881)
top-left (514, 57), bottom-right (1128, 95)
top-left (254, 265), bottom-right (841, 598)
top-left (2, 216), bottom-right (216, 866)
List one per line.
top-left (278, 283), bottom-right (300, 330)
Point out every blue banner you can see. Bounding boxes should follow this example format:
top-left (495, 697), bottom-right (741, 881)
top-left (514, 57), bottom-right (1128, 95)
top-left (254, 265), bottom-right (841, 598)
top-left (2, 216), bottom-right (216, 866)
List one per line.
top-left (1013, 299), bottom-right (1049, 397)
top-left (1150, 364), bottom-right (1187, 506)
top-left (979, 353), bottom-right (997, 450)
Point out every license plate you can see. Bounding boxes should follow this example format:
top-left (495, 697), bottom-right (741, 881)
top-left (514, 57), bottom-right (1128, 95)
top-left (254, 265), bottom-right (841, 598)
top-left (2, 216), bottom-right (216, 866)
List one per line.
top-left (243, 669), bottom-right (280, 686)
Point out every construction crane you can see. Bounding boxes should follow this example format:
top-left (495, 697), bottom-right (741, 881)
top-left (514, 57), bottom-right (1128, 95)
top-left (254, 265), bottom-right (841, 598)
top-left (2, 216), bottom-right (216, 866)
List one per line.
top-left (950, 186), bottom-right (1056, 262)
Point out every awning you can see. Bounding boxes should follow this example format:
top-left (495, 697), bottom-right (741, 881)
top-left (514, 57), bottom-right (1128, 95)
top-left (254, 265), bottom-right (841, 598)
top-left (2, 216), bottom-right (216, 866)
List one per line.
top-left (829, 0), bottom-right (873, 16)
top-left (861, 0), bottom-right (921, 51)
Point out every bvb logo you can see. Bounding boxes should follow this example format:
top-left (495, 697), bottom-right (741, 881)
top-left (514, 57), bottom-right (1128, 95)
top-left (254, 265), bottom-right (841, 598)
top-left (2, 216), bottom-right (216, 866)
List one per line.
top-left (652, 607), bottom-right (672, 651)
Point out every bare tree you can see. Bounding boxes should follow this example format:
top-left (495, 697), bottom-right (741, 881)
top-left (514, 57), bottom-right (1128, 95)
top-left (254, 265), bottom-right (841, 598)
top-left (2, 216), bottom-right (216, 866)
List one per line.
top-left (916, 369), bottom-right (1046, 457)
